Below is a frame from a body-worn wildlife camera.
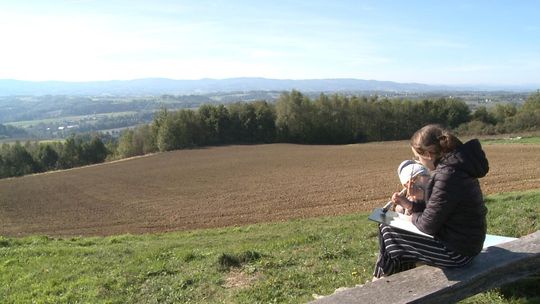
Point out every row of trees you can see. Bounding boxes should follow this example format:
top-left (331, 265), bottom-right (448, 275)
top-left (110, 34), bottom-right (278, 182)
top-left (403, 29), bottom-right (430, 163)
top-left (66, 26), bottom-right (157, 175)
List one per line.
top-left (274, 91), bottom-right (470, 143)
top-left (2, 90), bottom-right (539, 178)
top-left (115, 101), bottom-right (277, 158)
top-left (0, 123), bottom-right (27, 139)
top-left (457, 91), bottom-right (540, 135)
top-left (116, 90), bottom-right (540, 159)
top-left (0, 135), bottom-right (109, 178)
top-left (115, 91), bottom-right (473, 157)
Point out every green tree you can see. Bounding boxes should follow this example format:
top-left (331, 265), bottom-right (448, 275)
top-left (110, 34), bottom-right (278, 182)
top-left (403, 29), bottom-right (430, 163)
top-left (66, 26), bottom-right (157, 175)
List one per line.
top-left (174, 109), bottom-right (203, 148)
top-left (156, 109), bottom-right (202, 151)
top-left (37, 144), bottom-right (59, 170)
top-left (198, 104), bottom-right (219, 145)
top-left (0, 154), bottom-right (5, 178)
top-left (503, 91), bottom-right (540, 132)
top-left (492, 103), bottom-right (517, 124)
top-left (58, 136), bottom-right (82, 169)
top-left (156, 114), bottom-right (179, 152)
top-left (522, 90), bottom-right (540, 112)
top-left (80, 136), bottom-right (108, 164)
top-left (1, 143), bottom-right (40, 177)
top-left (445, 99), bottom-right (471, 128)
top-left (253, 101), bottom-right (276, 143)
top-left (214, 104), bottom-right (232, 143)
top-left (349, 96), bottom-right (370, 142)
top-left (117, 130), bottom-right (137, 158)
top-left (198, 104), bottom-right (231, 144)
top-left (311, 94), bottom-right (354, 144)
top-left (152, 107), bottom-right (169, 146)
top-left (117, 125), bottom-right (156, 158)
top-left (275, 90), bottom-right (314, 143)
top-left (236, 103), bottom-right (258, 142)
top-left (227, 103), bottom-right (245, 143)
top-left (472, 106), bottom-right (496, 124)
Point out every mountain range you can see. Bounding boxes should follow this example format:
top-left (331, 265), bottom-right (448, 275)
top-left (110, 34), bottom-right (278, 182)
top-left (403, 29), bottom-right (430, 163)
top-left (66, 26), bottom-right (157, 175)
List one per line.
top-left (0, 78), bottom-right (537, 96)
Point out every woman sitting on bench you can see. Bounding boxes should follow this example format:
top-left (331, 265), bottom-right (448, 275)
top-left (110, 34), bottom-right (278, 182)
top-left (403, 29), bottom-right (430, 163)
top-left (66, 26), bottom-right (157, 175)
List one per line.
top-left (373, 124), bottom-right (489, 279)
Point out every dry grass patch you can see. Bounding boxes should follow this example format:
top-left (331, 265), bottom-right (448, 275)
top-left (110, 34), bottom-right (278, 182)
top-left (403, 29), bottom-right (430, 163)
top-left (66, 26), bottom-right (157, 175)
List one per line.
top-left (223, 269), bottom-right (261, 289)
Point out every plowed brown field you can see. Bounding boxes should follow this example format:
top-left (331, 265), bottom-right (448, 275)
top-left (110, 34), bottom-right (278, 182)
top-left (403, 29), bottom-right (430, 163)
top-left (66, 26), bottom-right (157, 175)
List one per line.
top-left (1, 142), bottom-right (539, 237)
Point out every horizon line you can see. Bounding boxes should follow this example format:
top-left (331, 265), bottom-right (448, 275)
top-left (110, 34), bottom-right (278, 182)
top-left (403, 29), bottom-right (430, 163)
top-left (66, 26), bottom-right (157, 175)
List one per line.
top-left (1, 77), bottom-right (539, 88)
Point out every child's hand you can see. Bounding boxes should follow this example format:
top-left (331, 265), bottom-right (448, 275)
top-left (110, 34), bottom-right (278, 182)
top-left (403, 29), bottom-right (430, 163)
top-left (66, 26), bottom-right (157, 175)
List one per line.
top-left (392, 192), bottom-right (412, 211)
top-left (391, 192), bottom-right (406, 204)
top-left (395, 204), bottom-right (412, 215)
top-left (395, 204), bottom-right (406, 214)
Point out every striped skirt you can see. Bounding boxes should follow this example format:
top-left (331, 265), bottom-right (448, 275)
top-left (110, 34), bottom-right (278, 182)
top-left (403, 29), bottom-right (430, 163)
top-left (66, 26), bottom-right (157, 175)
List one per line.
top-left (373, 224), bottom-right (474, 278)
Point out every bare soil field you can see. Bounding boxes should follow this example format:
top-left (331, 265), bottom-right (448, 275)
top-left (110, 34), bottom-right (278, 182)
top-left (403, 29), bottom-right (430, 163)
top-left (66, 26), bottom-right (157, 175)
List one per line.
top-left (1, 142), bottom-right (539, 237)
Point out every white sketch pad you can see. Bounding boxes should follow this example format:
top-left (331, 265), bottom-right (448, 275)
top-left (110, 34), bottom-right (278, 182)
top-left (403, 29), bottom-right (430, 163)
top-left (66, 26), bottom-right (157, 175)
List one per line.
top-left (368, 208), bottom-right (518, 248)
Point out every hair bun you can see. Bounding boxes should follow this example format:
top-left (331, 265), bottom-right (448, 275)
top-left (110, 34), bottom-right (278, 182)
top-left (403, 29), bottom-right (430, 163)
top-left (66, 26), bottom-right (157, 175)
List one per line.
top-left (438, 134), bottom-right (453, 152)
top-left (411, 124), bottom-right (463, 158)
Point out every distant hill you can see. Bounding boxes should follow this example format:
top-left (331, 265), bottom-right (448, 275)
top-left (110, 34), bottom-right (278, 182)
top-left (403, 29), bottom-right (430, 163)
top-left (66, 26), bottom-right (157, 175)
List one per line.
top-left (1, 77), bottom-right (535, 96)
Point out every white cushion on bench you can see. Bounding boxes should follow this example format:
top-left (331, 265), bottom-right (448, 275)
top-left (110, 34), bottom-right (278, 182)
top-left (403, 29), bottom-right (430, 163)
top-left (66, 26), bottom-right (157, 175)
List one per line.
top-left (483, 234), bottom-right (517, 249)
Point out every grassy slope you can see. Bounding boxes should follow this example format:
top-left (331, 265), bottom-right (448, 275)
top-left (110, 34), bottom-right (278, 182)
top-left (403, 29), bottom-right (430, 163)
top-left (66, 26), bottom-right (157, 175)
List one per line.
top-left (480, 136), bottom-right (540, 145)
top-left (1, 190), bottom-right (539, 303)
top-left (4, 111), bottom-right (139, 128)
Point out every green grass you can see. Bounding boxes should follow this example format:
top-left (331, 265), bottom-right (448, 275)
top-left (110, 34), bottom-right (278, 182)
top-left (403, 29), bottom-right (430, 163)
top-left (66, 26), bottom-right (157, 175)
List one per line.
top-left (0, 138), bottom-right (65, 144)
top-left (4, 111), bottom-right (138, 128)
top-left (481, 136), bottom-right (540, 145)
top-left (461, 190), bottom-right (540, 304)
top-left (1, 190), bottom-right (539, 303)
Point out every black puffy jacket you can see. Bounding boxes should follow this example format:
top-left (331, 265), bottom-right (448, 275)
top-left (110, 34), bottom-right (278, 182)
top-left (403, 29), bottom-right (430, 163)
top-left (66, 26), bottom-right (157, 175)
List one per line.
top-left (411, 139), bottom-right (489, 256)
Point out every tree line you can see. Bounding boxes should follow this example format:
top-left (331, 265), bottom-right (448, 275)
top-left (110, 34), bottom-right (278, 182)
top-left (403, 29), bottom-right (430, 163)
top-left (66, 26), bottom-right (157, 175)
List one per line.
top-left (114, 91), bottom-right (474, 157)
top-left (0, 123), bottom-right (27, 139)
top-left (0, 134), bottom-right (109, 178)
top-left (114, 90), bottom-right (539, 158)
top-left (457, 92), bottom-right (540, 135)
top-left (1, 90), bottom-right (539, 179)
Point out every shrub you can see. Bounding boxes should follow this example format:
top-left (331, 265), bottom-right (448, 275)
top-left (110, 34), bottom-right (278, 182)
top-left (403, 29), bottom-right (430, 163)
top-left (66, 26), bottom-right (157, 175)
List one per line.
top-left (217, 250), bottom-right (262, 271)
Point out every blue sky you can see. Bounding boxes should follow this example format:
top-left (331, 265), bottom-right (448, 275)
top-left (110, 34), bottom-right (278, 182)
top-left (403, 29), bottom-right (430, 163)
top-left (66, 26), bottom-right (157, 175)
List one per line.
top-left (1, 0), bottom-right (539, 85)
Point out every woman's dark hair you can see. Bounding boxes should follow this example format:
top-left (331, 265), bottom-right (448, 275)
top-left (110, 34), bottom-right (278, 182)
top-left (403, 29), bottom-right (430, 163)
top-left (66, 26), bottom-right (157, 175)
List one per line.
top-left (411, 124), bottom-right (462, 159)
